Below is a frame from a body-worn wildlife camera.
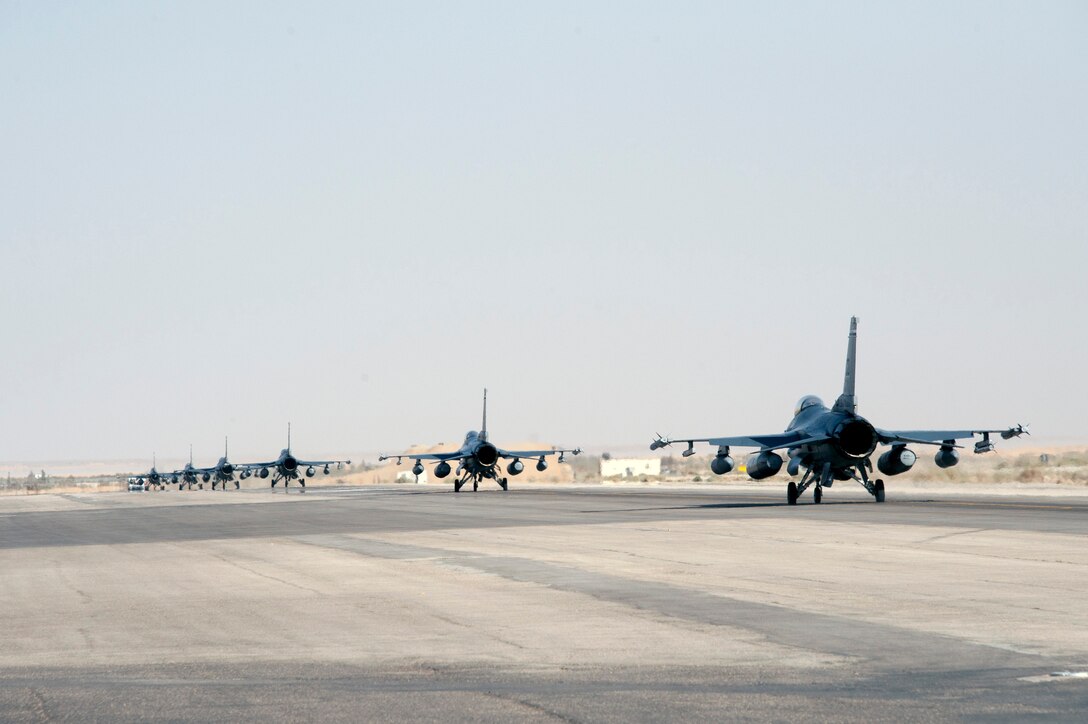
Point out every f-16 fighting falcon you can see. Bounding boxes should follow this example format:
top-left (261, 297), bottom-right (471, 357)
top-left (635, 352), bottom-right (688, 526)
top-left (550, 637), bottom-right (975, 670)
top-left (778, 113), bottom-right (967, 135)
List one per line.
top-left (205, 437), bottom-right (241, 490)
top-left (169, 445), bottom-right (202, 490)
top-left (167, 440), bottom-right (238, 490)
top-left (131, 455), bottom-right (170, 491)
top-left (238, 424), bottom-right (350, 492)
top-left (379, 389), bottom-right (582, 492)
top-left (651, 317), bottom-right (1026, 505)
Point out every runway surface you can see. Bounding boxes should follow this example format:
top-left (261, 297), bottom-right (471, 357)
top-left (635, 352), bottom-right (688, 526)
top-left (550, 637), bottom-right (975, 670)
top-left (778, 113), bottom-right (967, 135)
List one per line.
top-left (2, 483), bottom-right (1087, 721)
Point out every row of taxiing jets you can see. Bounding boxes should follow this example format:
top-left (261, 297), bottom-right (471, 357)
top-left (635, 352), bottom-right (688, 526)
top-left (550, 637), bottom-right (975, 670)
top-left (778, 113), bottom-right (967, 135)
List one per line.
top-left (131, 425), bottom-right (350, 491)
top-left (133, 318), bottom-right (1027, 504)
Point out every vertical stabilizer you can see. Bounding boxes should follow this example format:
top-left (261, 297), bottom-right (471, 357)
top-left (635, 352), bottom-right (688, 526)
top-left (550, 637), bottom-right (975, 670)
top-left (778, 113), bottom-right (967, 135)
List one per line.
top-left (287, 422), bottom-right (292, 452)
top-left (481, 389), bottom-right (488, 441)
top-left (189, 444), bottom-right (193, 466)
top-left (225, 436), bottom-right (229, 458)
top-left (834, 317), bottom-right (859, 412)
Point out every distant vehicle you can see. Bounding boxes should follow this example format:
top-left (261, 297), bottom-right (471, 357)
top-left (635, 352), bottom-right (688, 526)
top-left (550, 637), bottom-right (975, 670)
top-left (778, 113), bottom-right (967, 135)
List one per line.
top-left (380, 389), bottom-right (581, 492)
top-left (237, 424), bottom-right (350, 492)
top-left (651, 317), bottom-right (1026, 504)
top-left (126, 477), bottom-right (145, 492)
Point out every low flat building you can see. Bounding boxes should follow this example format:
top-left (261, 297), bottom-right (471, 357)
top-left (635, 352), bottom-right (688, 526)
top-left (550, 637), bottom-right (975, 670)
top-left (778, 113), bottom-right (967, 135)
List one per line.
top-left (600, 458), bottom-right (661, 479)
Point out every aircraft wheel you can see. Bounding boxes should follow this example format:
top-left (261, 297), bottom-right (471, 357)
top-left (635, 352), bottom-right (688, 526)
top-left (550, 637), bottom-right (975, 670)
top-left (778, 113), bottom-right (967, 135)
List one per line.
top-left (500, 477), bottom-right (508, 491)
top-left (874, 479), bottom-right (885, 503)
top-left (454, 481), bottom-right (463, 493)
top-left (472, 481), bottom-right (478, 492)
top-left (813, 486), bottom-right (822, 504)
top-left (787, 481), bottom-right (798, 505)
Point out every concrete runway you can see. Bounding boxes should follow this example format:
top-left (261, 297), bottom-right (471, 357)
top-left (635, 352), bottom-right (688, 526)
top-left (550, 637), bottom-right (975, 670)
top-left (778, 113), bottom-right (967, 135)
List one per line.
top-left (2, 482), bottom-right (1087, 722)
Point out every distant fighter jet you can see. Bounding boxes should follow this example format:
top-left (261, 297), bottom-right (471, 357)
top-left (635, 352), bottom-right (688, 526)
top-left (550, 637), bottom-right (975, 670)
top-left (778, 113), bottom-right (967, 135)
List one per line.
top-left (170, 438), bottom-right (240, 490)
top-left (238, 424), bottom-right (350, 492)
top-left (131, 455), bottom-right (170, 491)
top-left (169, 445), bottom-right (202, 490)
top-left (379, 389), bottom-right (581, 492)
top-left (651, 317), bottom-right (1026, 504)
top-left (204, 437), bottom-right (242, 490)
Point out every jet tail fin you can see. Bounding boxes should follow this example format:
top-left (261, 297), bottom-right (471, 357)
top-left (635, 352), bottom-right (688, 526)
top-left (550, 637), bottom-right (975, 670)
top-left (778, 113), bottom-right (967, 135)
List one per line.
top-left (833, 316), bottom-right (858, 413)
top-left (481, 389), bottom-right (488, 441)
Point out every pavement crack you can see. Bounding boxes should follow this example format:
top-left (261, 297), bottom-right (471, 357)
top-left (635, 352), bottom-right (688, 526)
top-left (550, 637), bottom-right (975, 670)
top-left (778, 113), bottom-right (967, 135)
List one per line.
top-left (209, 553), bottom-right (323, 595)
top-left (917, 528), bottom-right (990, 545)
top-left (28, 686), bottom-right (52, 723)
top-left (480, 690), bottom-right (581, 723)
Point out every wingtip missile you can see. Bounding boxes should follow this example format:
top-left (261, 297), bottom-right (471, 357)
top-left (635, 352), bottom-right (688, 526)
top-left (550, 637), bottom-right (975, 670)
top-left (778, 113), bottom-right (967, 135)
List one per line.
top-left (1001, 424), bottom-right (1029, 440)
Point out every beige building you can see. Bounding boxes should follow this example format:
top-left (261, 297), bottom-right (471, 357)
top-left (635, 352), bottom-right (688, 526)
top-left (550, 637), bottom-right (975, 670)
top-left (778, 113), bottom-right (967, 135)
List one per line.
top-left (600, 458), bottom-right (661, 479)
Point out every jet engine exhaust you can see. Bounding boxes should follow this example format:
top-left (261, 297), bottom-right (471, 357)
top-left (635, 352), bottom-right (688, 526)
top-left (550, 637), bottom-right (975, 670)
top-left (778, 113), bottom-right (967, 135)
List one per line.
top-left (283, 456), bottom-right (298, 472)
top-left (835, 419), bottom-right (878, 458)
top-left (476, 443), bottom-right (498, 467)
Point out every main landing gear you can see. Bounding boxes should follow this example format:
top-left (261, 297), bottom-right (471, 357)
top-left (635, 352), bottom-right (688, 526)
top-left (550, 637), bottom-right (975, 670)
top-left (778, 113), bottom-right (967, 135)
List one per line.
top-left (271, 476), bottom-right (304, 493)
top-left (787, 460), bottom-right (886, 504)
top-left (453, 473), bottom-right (509, 493)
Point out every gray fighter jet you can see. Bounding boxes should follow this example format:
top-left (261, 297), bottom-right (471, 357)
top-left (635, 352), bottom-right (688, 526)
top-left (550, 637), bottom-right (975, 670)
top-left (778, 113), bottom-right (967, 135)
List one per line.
top-left (168, 445), bottom-right (202, 490)
top-left (205, 438), bottom-right (241, 490)
top-left (131, 455), bottom-right (170, 491)
top-left (379, 390), bottom-right (581, 492)
top-left (651, 317), bottom-right (1026, 504)
top-left (238, 424), bottom-right (350, 492)
top-left (166, 440), bottom-right (237, 490)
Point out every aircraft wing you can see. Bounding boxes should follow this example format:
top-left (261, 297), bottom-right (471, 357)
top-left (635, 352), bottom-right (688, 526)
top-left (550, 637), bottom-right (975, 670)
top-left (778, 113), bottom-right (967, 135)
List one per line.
top-left (877, 425), bottom-right (1027, 448)
top-left (378, 451), bottom-right (469, 463)
top-left (295, 458), bottom-right (351, 467)
top-left (235, 460), bottom-right (280, 470)
top-left (496, 447), bottom-right (582, 460)
top-left (651, 431), bottom-right (822, 453)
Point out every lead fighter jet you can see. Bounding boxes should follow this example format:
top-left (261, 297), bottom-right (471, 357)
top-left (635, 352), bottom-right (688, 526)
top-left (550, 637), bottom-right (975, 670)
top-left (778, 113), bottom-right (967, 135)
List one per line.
top-left (651, 317), bottom-right (1026, 504)
top-left (379, 390), bottom-right (581, 492)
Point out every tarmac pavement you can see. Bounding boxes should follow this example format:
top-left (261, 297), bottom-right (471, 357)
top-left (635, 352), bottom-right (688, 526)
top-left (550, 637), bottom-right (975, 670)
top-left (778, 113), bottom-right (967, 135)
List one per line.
top-left (1, 482), bottom-right (1086, 721)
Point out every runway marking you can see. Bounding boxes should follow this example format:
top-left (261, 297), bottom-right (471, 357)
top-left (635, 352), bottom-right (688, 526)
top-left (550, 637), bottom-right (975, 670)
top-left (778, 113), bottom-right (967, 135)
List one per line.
top-left (926, 501), bottom-right (1081, 511)
top-left (1019, 671), bottom-right (1088, 683)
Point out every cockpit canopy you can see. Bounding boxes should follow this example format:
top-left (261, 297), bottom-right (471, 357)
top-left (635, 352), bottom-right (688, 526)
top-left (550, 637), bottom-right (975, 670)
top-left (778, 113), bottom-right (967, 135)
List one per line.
top-left (794, 395), bottom-right (825, 416)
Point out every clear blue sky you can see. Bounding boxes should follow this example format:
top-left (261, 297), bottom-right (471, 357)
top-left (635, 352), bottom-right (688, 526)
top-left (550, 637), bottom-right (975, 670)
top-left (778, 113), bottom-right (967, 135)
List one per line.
top-left (2, 1), bottom-right (1085, 463)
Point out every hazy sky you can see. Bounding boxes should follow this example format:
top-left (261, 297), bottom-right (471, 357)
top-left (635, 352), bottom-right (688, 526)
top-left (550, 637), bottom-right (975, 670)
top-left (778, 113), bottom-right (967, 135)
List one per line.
top-left (2, 1), bottom-right (1086, 464)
